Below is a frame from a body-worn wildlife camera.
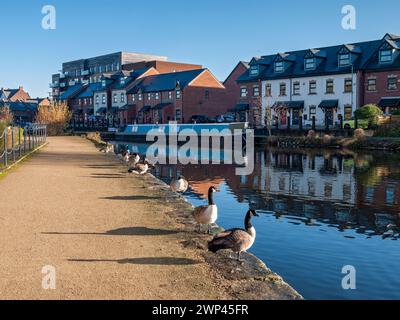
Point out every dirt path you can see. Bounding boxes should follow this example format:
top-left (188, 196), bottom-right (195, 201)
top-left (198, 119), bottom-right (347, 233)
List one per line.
top-left (0, 136), bottom-right (233, 300)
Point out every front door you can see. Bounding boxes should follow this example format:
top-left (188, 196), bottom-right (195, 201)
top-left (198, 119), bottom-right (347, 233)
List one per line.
top-left (292, 109), bottom-right (300, 126)
top-left (325, 109), bottom-right (334, 126)
top-left (278, 109), bottom-right (287, 126)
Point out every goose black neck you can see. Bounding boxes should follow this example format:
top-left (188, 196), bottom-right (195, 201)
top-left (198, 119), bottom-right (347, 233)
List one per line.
top-left (208, 190), bottom-right (215, 205)
top-left (244, 212), bottom-right (253, 230)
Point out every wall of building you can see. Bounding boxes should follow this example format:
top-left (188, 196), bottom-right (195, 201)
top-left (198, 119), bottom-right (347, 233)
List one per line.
top-left (223, 62), bottom-right (249, 110)
top-left (236, 80), bottom-right (262, 126)
top-left (261, 73), bottom-right (356, 127)
top-left (363, 70), bottom-right (400, 110)
top-left (94, 91), bottom-right (109, 113)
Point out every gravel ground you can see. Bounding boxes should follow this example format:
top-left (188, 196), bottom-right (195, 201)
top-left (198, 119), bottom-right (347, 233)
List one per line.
top-left (0, 136), bottom-right (233, 300)
top-left (0, 136), bottom-right (301, 300)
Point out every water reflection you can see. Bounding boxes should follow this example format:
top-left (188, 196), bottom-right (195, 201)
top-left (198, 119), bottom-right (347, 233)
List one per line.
top-left (139, 146), bottom-right (400, 237)
top-left (113, 142), bottom-right (400, 299)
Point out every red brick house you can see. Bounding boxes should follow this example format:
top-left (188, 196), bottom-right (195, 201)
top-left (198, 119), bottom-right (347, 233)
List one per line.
top-left (0, 86), bottom-right (31, 102)
top-left (116, 68), bottom-right (160, 125)
top-left (223, 61), bottom-right (250, 121)
top-left (126, 69), bottom-right (227, 124)
top-left (361, 34), bottom-right (400, 113)
top-left (235, 57), bottom-right (267, 127)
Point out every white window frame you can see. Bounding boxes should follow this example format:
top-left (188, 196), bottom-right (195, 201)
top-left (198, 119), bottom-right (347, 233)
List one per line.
top-left (240, 87), bottom-right (248, 98)
top-left (304, 58), bottom-right (316, 70)
top-left (380, 49), bottom-right (393, 63)
top-left (339, 53), bottom-right (351, 67)
top-left (274, 61), bottom-right (284, 73)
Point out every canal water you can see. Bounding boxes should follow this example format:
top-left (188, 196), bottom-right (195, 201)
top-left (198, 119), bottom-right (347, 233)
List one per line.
top-left (114, 142), bottom-right (400, 300)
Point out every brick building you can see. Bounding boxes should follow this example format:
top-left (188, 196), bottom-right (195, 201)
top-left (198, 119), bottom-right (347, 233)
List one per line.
top-left (0, 86), bottom-right (49, 123)
top-left (0, 86), bottom-right (31, 102)
top-left (51, 51), bottom-right (168, 100)
top-left (361, 34), bottom-right (400, 113)
top-left (232, 33), bottom-right (400, 128)
top-left (125, 69), bottom-right (227, 124)
top-left (223, 61), bottom-right (250, 122)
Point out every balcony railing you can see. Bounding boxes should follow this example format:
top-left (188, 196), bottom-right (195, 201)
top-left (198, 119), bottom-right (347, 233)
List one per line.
top-left (82, 70), bottom-right (90, 76)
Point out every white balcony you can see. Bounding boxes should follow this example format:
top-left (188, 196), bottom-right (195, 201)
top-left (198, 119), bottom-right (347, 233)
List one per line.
top-left (82, 70), bottom-right (90, 76)
top-left (60, 83), bottom-right (66, 88)
top-left (68, 81), bottom-right (76, 86)
top-left (60, 74), bottom-right (66, 79)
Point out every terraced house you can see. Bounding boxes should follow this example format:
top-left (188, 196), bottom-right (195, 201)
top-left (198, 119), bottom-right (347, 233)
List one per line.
top-left (125, 68), bottom-right (227, 124)
top-left (51, 52), bottom-right (167, 100)
top-left (234, 33), bottom-right (400, 128)
top-left (55, 53), bottom-right (206, 123)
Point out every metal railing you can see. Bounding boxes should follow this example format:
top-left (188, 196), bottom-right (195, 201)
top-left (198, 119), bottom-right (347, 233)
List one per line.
top-left (0, 124), bottom-right (47, 171)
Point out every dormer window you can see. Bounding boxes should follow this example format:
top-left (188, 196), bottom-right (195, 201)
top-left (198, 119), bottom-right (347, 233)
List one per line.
top-left (249, 65), bottom-right (259, 77)
top-left (274, 61), bottom-right (284, 73)
top-left (380, 49), bottom-right (393, 63)
top-left (101, 80), bottom-right (106, 87)
top-left (120, 77), bottom-right (126, 85)
top-left (339, 53), bottom-right (351, 66)
top-left (304, 58), bottom-right (316, 70)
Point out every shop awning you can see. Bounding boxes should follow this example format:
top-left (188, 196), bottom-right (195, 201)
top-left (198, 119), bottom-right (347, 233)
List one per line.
top-left (228, 103), bottom-right (250, 112)
top-left (272, 101), bottom-right (304, 109)
top-left (96, 107), bottom-right (106, 114)
top-left (318, 100), bottom-right (339, 109)
top-left (379, 97), bottom-right (400, 108)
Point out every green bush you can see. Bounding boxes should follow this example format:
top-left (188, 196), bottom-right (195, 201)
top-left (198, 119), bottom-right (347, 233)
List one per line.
top-left (354, 104), bottom-right (383, 128)
top-left (392, 109), bottom-right (400, 116)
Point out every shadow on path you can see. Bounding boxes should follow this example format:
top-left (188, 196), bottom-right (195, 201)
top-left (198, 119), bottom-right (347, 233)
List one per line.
top-left (42, 226), bottom-right (179, 236)
top-left (100, 195), bottom-right (160, 201)
top-left (68, 257), bottom-right (201, 265)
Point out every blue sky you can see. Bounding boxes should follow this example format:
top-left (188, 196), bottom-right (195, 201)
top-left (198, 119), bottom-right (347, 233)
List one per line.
top-left (1, 0), bottom-right (399, 97)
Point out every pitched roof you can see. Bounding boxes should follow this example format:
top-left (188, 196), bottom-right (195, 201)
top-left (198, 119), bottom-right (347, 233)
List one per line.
top-left (237, 36), bottom-right (397, 82)
top-left (0, 88), bottom-right (20, 100)
top-left (0, 101), bottom-right (38, 112)
top-left (60, 84), bottom-right (85, 100)
top-left (76, 83), bottom-right (104, 98)
top-left (127, 69), bottom-right (205, 94)
top-left (111, 68), bottom-right (150, 90)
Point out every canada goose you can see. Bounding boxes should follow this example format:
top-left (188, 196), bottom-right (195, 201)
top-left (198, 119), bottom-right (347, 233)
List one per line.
top-left (100, 143), bottom-right (114, 154)
top-left (128, 159), bottom-right (152, 175)
top-left (192, 186), bottom-right (218, 234)
top-left (170, 176), bottom-right (189, 193)
top-left (128, 153), bottom-right (141, 167)
top-left (208, 209), bottom-right (259, 261)
top-left (117, 146), bottom-right (130, 160)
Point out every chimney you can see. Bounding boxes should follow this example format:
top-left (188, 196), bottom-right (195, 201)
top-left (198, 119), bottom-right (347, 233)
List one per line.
top-left (19, 86), bottom-right (23, 90)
